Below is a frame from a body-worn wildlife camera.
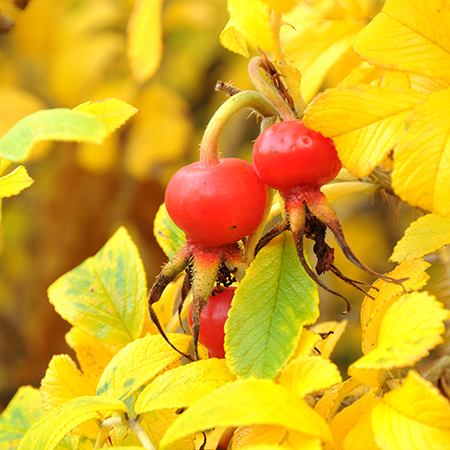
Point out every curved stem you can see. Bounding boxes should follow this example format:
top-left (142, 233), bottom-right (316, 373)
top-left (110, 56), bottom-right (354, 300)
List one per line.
top-left (248, 56), bottom-right (297, 122)
top-left (199, 90), bottom-right (278, 167)
top-left (128, 417), bottom-right (156, 450)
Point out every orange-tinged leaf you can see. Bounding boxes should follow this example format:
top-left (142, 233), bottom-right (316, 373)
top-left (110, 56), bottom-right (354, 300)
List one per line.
top-left (354, 0), bottom-right (450, 82)
top-left (278, 355), bottom-right (342, 398)
top-left (0, 165), bottom-right (33, 198)
top-left (40, 355), bottom-right (96, 412)
top-left (330, 389), bottom-right (379, 450)
top-left (74, 98), bottom-right (138, 134)
top-left (360, 258), bottom-right (430, 355)
top-left (226, 0), bottom-right (278, 55)
top-left (97, 333), bottom-right (191, 403)
top-left (127, 0), bottom-right (164, 83)
top-left (392, 88), bottom-right (450, 218)
top-left (135, 359), bottom-right (235, 414)
top-left (303, 84), bottom-right (427, 177)
top-left (350, 292), bottom-right (450, 382)
top-left (263, 0), bottom-right (296, 13)
top-left (219, 19), bottom-right (250, 58)
top-left (371, 371), bottom-right (450, 450)
top-left (391, 214), bottom-right (450, 262)
top-left (232, 424), bottom-right (286, 449)
top-left (160, 378), bottom-right (332, 449)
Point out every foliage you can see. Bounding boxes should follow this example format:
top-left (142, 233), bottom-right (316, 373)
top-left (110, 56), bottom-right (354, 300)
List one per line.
top-left (1, 0), bottom-right (450, 449)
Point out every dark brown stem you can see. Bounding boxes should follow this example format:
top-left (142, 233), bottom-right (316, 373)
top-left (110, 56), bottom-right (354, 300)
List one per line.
top-left (255, 218), bottom-right (289, 256)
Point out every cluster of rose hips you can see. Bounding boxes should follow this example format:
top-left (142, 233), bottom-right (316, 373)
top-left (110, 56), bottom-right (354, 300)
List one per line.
top-left (148, 58), bottom-right (401, 360)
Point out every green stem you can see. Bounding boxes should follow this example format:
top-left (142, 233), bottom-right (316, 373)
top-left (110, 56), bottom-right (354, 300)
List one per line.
top-left (199, 90), bottom-right (278, 167)
top-left (248, 56), bottom-right (297, 122)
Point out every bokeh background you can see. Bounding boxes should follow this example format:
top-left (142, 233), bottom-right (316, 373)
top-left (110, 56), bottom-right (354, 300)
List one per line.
top-left (0, 0), bottom-right (443, 410)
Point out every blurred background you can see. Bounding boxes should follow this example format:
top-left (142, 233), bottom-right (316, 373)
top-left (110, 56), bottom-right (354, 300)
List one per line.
top-left (0, 0), bottom-right (443, 410)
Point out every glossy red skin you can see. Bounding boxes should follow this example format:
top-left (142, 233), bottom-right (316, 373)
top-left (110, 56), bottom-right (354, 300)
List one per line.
top-left (165, 158), bottom-right (268, 247)
top-left (188, 287), bottom-right (236, 359)
top-left (252, 120), bottom-right (341, 195)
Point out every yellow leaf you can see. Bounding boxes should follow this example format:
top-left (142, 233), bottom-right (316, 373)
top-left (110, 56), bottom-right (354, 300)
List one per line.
top-left (303, 84), bottom-right (427, 177)
top-left (74, 98), bottom-right (138, 134)
top-left (310, 320), bottom-right (348, 359)
top-left (360, 258), bottom-right (430, 355)
top-left (322, 181), bottom-right (377, 204)
top-left (0, 165), bottom-right (34, 198)
top-left (227, 0), bottom-right (278, 55)
top-left (97, 333), bottom-right (191, 402)
top-left (135, 359), bottom-right (235, 414)
top-left (393, 88), bottom-right (450, 218)
top-left (350, 292), bottom-right (450, 382)
top-left (65, 327), bottom-right (119, 382)
top-left (281, 432), bottom-right (322, 450)
top-left (160, 378), bottom-right (332, 449)
top-left (232, 424), bottom-right (286, 449)
top-left (278, 355), bottom-right (342, 398)
top-left (371, 371), bottom-right (450, 450)
top-left (281, 6), bottom-right (363, 102)
top-left (127, 0), bottom-right (163, 83)
top-left (293, 328), bottom-right (321, 358)
top-left (263, 0), bottom-right (296, 14)
top-left (391, 214), bottom-right (450, 262)
top-left (219, 19), bottom-right (250, 58)
top-left (354, 0), bottom-right (450, 82)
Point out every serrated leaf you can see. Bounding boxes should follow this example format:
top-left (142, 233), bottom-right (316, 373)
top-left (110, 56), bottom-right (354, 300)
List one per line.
top-left (135, 358), bottom-right (235, 414)
top-left (48, 227), bottom-right (147, 348)
top-left (18, 396), bottom-right (126, 450)
top-left (40, 355), bottom-right (97, 412)
top-left (159, 378), bottom-right (332, 450)
top-left (0, 386), bottom-right (44, 449)
top-left (354, 0), bottom-right (450, 82)
top-left (360, 258), bottom-right (430, 355)
top-left (219, 19), bottom-right (249, 58)
top-left (391, 214), bottom-right (450, 262)
top-left (225, 231), bottom-right (319, 380)
top-left (154, 203), bottom-right (186, 258)
top-left (350, 292), bottom-right (450, 382)
top-left (74, 98), bottom-right (138, 134)
top-left (371, 371), bottom-right (450, 450)
top-left (0, 165), bottom-right (34, 198)
top-left (0, 109), bottom-right (108, 163)
top-left (127, 0), bottom-right (163, 83)
top-left (303, 84), bottom-right (427, 177)
top-left (393, 88), bottom-right (450, 218)
top-left (96, 333), bottom-right (191, 404)
top-left (278, 355), bottom-right (342, 398)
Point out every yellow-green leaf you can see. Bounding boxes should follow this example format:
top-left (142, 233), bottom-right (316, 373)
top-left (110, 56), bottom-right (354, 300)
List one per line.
top-left (97, 333), bottom-right (191, 403)
top-left (350, 292), bottom-right (450, 379)
top-left (48, 227), bottom-right (147, 348)
top-left (40, 355), bottom-right (96, 412)
top-left (303, 84), bottom-right (427, 177)
top-left (154, 203), bottom-right (186, 258)
top-left (372, 371), bottom-right (450, 450)
top-left (278, 355), bottom-right (342, 398)
top-left (360, 258), bottom-right (430, 355)
top-left (0, 386), bottom-right (45, 449)
top-left (354, 0), bottom-right (450, 82)
top-left (135, 358), bottom-right (235, 414)
top-left (391, 214), bottom-right (450, 262)
top-left (219, 19), bottom-right (250, 58)
top-left (18, 396), bottom-right (127, 450)
top-left (0, 165), bottom-right (34, 198)
top-left (322, 181), bottom-right (377, 203)
top-left (127, 0), bottom-right (164, 83)
top-left (0, 108), bottom-right (108, 163)
top-left (392, 88), bottom-right (450, 218)
top-left (159, 378), bottom-right (332, 450)
top-left (74, 98), bottom-right (138, 134)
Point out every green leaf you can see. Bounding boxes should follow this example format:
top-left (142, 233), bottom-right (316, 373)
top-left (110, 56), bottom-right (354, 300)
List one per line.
top-left (18, 396), bottom-right (127, 450)
top-left (96, 333), bottom-right (191, 404)
top-left (48, 227), bottom-right (147, 348)
top-left (135, 358), bottom-right (235, 414)
top-left (224, 231), bottom-right (319, 379)
top-left (159, 378), bottom-right (332, 450)
top-left (0, 386), bottom-right (44, 449)
top-left (0, 109), bottom-right (108, 163)
top-left (153, 203), bottom-right (186, 258)
top-left (391, 214), bottom-right (450, 262)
